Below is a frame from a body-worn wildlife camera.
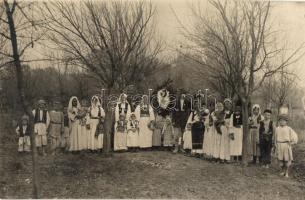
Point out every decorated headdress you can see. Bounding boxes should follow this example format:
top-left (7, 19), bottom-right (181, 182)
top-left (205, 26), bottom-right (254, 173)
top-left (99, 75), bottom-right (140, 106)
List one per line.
top-left (223, 98), bottom-right (232, 104)
top-left (119, 93), bottom-right (128, 102)
top-left (252, 104), bottom-right (261, 113)
top-left (157, 89), bottom-right (170, 109)
top-left (215, 102), bottom-right (224, 111)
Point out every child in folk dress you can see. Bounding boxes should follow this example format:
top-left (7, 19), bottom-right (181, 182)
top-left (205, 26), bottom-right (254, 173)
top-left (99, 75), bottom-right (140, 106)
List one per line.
top-left (162, 117), bottom-right (175, 151)
top-left (183, 120), bottom-right (192, 155)
top-left (16, 115), bottom-right (31, 153)
top-left (127, 113), bottom-right (140, 152)
top-left (274, 114), bottom-right (298, 178)
top-left (114, 114), bottom-right (128, 152)
top-left (259, 109), bottom-right (275, 168)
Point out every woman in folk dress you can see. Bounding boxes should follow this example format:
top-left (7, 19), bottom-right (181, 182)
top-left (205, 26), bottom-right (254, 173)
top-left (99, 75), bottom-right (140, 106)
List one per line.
top-left (135, 95), bottom-right (155, 150)
top-left (203, 110), bottom-right (212, 158)
top-left (78, 99), bottom-right (89, 151)
top-left (68, 96), bottom-right (81, 152)
top-left (211, 102), bottom-right (225, 161)
top-left (230, 103), bottom-right (243, 162)
top-left (219, 99), bottom-right (233, 163)
top-left (87, 95), bottom-right (105, 152)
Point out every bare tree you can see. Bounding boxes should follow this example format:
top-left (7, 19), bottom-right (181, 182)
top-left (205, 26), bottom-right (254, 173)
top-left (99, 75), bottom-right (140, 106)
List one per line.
top-left (1, 0), bottom-right (45, 197)
top-left (41, 0), bottom-right (162, 152)
top-left (179, 0), bottom-right (304, 164)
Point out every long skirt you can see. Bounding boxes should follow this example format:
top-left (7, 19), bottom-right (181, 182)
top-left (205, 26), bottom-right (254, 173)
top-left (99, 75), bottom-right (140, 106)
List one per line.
top-left (277, 142), bottom-right (293, 162)
top-left (212, 129), bottom-right (222, 159)
top-left (69, 122), bottom-right (80, 151)
top-left (88, 119), bottom-right (103, 150)
top-left (183, 130), bottom-right (192, 150)
top-left (230, 127), bottom-right (243, 156)
top-left (127, 130), bottom-right (139, 147)
top-left (203, 127), bottom-right (213, 156)
top-left (153, 115), bottom-right (165, 146)
top-left (78, 125), bottom-right (88, 150)
top-left (138, 117), bottom-right (153, 148)
top-left (163, 126), bottom-right (174, 147)
top-left (114, 131), bottom-right (127, 151)
top-left (248, 128), bottom-right (260, 156)
top-left (219, 126), bottom-right (231, 161)
top-left (191, 122), bottom-right (204, 150)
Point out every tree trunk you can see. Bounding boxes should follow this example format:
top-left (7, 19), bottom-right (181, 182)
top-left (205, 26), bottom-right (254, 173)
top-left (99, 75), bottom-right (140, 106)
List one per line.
top-left (102, 88), bottom-right (114, 154)
top-left (241, 98), bottom-right (250, 166)
top-left (4, 2), bottom-right (40, 198)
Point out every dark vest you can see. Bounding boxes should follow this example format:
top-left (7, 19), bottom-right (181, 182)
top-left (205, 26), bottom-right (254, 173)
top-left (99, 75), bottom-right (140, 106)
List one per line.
top-left (19, 125), bottom-right (30, 137)
top-left (233, 113), bottom-right (243, 127)
top-left (259, 120), bottom-right (274, 141)
top-left (140, 105), bottom-right (150, 117)
top-left (34, 109), bottom-right (47, 123)
top-left (224, 110), bottom-right (233, 119)
top-left (118, 103), bottom-right (128, 114)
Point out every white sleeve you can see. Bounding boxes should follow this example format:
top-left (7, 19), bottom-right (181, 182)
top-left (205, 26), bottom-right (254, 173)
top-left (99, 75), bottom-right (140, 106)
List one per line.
top-left (126, 104), bottom-right (131, 121)
top-left (135, 106), bottom-right (140, 122)
top-left (100, 107), bottom-right (106, 118)
top-left (149, 106), bottom-right (155, 121)
top-left (115, 104), bottom-right (119, 122)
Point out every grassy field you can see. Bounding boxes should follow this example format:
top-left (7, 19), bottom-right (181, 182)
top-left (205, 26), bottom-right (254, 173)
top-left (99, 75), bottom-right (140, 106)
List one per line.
top-left (1, 113), bottom-right (305, 199)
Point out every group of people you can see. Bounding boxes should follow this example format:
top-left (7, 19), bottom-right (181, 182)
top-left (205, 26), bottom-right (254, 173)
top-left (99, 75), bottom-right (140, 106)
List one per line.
top-left (15, 89), bottom-right (299, 177)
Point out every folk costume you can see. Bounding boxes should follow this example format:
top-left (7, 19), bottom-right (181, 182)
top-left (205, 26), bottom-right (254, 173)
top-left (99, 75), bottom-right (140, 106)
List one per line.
top-left (259, 109), bottom-right (275, 166)
top-left (219, 99), bottom-right (233, 162)
top-left (172, 94), bottom-right (190, 152)
top-left (211, 103), bottom-right (225, 159)
top-left (127, 113), bottom-right (140, 148)
top-left (88, 95), bottom-right (105, 151)
top-left (16, 115), bottom-right (31, 152)
top-left (115, 93), bottom-right (131, 122)
top-left (78, 101), bottom-right (89, 151)
top-left (68, 96), bottom-right (81, 152)
top-left (162, 117), bottom-right (175, 147)
top-left (203, 111), bottom-right (213, 157)
top-left (32, 99), bottom-right (50, 155)
top-left (114, 114), bottom-right (128, 151)
top-left (135, 95), bottom-right (155, 148)
top-left (153, 89), bottom-right (171, 148)
top-left (230, 110), bottom-right (243, 157)
top-left (249, 104), bottom-right (264, 163)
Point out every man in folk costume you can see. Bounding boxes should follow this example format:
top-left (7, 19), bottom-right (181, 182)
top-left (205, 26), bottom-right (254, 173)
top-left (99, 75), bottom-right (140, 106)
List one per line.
top-left (259, 109), bottom-right (275, 168)
top-left (16, 115), bottom-right (31, 153)
top-left (274, 107), bottom-right (298, 178)
top-left (115, 93), bottom-right (131, 122)
top-left (172, 93), bottom-right (191, 153)
top-left (248, 104), bottom-right (264, 164)
top-left (67, 96), bottom-right (81, 153)
top-left (48, 99), bottom-right (64, 155)
top-left (135, 95), bottom-right (155, 150)
top-left (152, 89), bottom-right (170, 149)
top-left (32, 99), bottom-right (50, 156)
top-left (87, 95), bottom-right (105, 152)
top-left (230, 100), bottom-right (243, 162)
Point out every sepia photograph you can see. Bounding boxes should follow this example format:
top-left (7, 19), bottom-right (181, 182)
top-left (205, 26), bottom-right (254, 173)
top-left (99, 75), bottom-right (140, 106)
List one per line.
top-left (1, 0), bottom-right (305, 199)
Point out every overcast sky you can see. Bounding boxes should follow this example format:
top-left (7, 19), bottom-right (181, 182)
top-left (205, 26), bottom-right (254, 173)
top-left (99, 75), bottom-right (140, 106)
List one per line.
top-left (29, 0), bottom-right (305, 87)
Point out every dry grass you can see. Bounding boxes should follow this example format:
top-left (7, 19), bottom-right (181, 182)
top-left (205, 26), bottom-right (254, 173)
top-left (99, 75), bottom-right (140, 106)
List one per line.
top-left (1, 113), bottom-right (305, 199)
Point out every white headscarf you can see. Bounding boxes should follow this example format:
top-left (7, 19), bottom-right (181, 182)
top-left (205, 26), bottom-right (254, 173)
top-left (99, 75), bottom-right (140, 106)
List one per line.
top-left (68, 96), bottom-right (81, 113)
top-left (252, 104), bottom-right (261, 114)
top-left (91, 95), bottom-right (101, 107)
top-left (118, 93), bottom-right (128, 103)
top-left (157, 89), bottom-right (170, 109)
